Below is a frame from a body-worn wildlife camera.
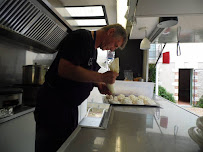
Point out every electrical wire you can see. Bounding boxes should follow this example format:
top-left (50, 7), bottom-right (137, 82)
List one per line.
top-left (177, 26), bottom-right (181, 56)
top-left (154, 43), bottom-right (167, 68)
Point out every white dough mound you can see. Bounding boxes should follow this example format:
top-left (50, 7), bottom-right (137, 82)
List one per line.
top-left (121, 97), bottom-right (132, 104)
top-left (105, 94), bottom-right (156, 106)
top-left (117, 94), bottom-right (125, 102)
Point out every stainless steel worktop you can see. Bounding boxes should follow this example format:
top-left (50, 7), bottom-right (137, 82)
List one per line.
top-left (58, 96), bottom-right (200, 152)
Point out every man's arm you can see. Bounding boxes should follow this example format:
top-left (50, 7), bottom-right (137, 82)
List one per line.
top-left (58, 58), bottom-right (118, 84)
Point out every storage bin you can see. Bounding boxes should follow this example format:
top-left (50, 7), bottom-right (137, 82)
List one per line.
top-left (114, 80), bottom-right (155, 98)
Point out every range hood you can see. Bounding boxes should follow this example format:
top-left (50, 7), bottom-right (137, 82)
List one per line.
top-left (0, 0), bottom-right (72, 53)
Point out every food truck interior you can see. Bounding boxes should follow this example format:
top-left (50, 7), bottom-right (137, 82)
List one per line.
top-left (0, 0), bottom-right (203, 152)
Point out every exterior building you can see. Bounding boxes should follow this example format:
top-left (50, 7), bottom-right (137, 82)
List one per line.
top-left (150, 43), bottom-right (203, 105)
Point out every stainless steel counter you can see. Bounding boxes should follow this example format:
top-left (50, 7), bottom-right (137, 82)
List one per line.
top-left (58, 96), bottom-right (200, 152)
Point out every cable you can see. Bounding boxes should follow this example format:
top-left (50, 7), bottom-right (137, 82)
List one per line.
top-left (154, 43), bottom-right (167, 68)
top-left (177, 26), bottom-right (181, 56)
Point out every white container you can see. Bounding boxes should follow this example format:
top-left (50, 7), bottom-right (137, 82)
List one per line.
top-left (114, 80), bottom-right (155, 99)
top-left (197, 116), bottom-right (203, 131)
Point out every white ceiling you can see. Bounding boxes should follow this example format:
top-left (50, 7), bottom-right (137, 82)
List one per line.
top-left (48, 0), bottom-right (203, 43)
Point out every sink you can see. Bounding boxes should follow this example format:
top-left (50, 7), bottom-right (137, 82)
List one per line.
top-left (79, 104), bottom-right (112, 129)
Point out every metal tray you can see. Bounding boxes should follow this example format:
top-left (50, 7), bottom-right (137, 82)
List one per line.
top-left (107, 102), bottom-right (161, 107)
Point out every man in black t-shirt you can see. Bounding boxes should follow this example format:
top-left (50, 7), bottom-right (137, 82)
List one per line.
top-left (34, 24), bottom-right (127, 152)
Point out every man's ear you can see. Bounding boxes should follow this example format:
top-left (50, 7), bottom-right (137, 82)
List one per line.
top-left (107, 28), bottom-right (115, 36)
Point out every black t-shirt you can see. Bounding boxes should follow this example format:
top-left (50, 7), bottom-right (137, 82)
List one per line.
top-left (44, 29), bottom-right (100, 106)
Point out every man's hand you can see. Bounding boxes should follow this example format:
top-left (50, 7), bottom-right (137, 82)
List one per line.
top-left (101, 71), bottom-right (118, 84)
top-left (97, 83), bottom-right (112, 95)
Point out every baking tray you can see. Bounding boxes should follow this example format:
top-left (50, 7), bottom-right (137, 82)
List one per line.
top-left (107, 102), bottom-right (161, 108)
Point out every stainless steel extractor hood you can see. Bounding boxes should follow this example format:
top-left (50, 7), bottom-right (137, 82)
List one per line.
top-left (0, 0), bottom-right (72, 53)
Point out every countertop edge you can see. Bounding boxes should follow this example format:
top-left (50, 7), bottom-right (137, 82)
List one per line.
top-left (0, 106), bottom-right (35, 124)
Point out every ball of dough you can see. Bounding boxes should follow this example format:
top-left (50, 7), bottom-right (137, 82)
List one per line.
top-left (117, 94), bottom-right (125, 101)
top-left (114, 96), bottom-right (118, 101)
top-left (121, 97), bottom-right (132, 104)
top-left (134, 98), bottom-right (144, 105)
top-left (106, 95), bottom-right (113, 100)
top-left (128, 95), bottom-right (138, 102)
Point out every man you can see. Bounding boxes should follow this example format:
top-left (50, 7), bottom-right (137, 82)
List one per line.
top-left (34, 24), bottom-right (127, 152)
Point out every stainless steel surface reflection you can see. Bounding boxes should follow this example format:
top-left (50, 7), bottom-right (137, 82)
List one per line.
top-left (58, 96), bottom-right (200, 152)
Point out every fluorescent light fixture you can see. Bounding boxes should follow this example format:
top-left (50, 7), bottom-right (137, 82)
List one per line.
top-left (63, 5), bottom-right (108, 29)
top-left (65, 6), bottom-right (104, 17)
top-left (140, 38), bottom-right (151, 50)
top-left (67, 19), bottom-right (106, 26)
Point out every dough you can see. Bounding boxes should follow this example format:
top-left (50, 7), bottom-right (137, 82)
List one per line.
top-left (114, 96), bottom-right (118, 101)
top-left (106, 95), bottom-right (113, 100)
top-left (138, 95), bottom-right (156, 105)
top-left (122, 97), bottom-right (132, 104)
top-left (128, 95), bottom-right (138, 102)
top-left (133, 98), bottom-right (144, 105)
top-left (117, 94), bottom-right (125, 101)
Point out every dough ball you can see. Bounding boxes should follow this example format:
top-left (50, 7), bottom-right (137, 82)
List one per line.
top-left (133, 98), bottom-right (144, 105)
top-left (114, 96), bottom-right (118, 101)
top-left (106, 95), bottom-right (113, 100)
top-left (117, 94), bottom-right (125, 101)
top-left (121, 97), bottom-right (132, 104)
top-left (128, 95), bottom-right (138, 102)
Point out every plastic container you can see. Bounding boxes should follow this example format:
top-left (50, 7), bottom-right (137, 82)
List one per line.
top-left (114, 80), bottom-right (155, 99)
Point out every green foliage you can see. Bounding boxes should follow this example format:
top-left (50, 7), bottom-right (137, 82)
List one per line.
top-left (149, 64), bottom-right (156, 83)
top-left (148, 64), bottom-right (175, 103)
top-left (197, 95), bottom-right (203, 108)
top-left (158, 86), bottom-right (176, 103)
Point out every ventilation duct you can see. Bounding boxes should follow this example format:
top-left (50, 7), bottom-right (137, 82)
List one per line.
top-left (0, 0), bottom-right (71, 53)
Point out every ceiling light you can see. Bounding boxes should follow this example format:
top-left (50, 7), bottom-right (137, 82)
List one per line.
top-left (64, 5), bottom-right (108, 29)
top-left (140, 38), bottom-right (151, 50)
top-left (67, 19), bottom-right (106, 26)
top-left (65, 6), bottom-right (104, 17)
top-left (139, 27), bottom-right (151, 50)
